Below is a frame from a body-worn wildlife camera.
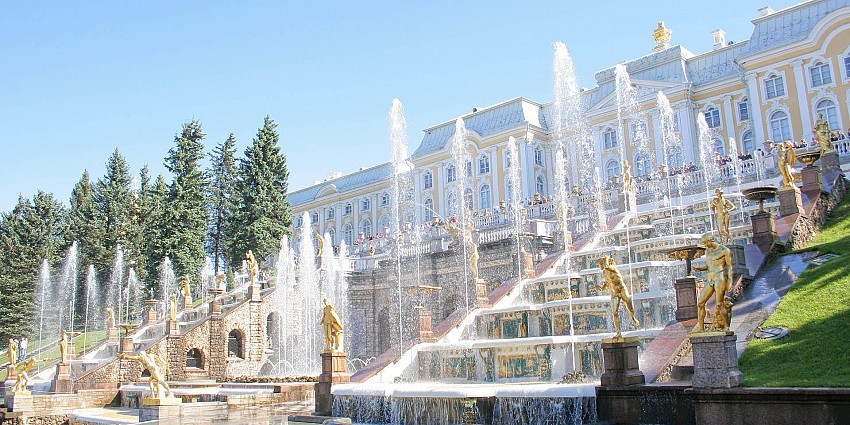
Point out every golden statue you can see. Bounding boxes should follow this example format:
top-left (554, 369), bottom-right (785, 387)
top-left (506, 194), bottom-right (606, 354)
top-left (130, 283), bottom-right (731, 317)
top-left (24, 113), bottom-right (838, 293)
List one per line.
top-left (314, 231), bottom-right (325, 259)
top-left (593, 256), bottom-right (640, 338)
top-left (444, 221), bottom-right (463, 250)
top-left (106, 307), bottom-right (116, 330)
top-left (181, 275), bottom-right (191, 298)
top-left (169, 294), bottom-right (178, 321)
top-left (713, 296), bottom-right (733, 331)
top-left (622, 160), bottom-right (634, 193)
top-left (59, 330), bottom-right (69, 363)
top-left (693, 233), bottom-right (734, 333)
top-left (119, 351), bottom-right (174, 400)
top-left (652, 21), bottom-right (672, 52)
top-left (814, 112), bottom-right (834, 153)
top-left (710, 188), bottom-right (736, 242)
top-left (7, 338), bottom-right (18, 366)
top-left (320, 298), bottom-right (344, 352)
top-left (777, 141), bottom-right (797, 188)
top-left (11, 358), bottom-right (47, 393)
top-left (245, 250), bottom-right (259, 284)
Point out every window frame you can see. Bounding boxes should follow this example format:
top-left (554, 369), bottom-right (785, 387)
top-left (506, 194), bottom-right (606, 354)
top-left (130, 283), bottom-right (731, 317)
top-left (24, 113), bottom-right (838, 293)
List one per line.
top-left (764, 75), bottom-right (786, 99)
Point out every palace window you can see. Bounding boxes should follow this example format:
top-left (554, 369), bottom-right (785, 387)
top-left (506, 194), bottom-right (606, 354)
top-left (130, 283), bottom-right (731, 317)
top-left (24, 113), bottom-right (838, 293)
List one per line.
top-left (741, 131), bottom-right (755, 154)
top-left (343, 224), bottom-right (354, 246)
top-left (380, 193), bottom-right (389, 206)
top-left (810, 61), bottom-right (833, 87)
top-left (603, 128), bottom-right (618, 149)
top-left (479, 185), bottom-right (492, 211)
top-left (464, 188), bottom-right (474, 211)
top-left (606, 160), bottom-right (621, 181)
top-left (479, 155), bottom-right (490, 174)
top-left (816, 99), bottom-right (840, 129)
top-left (634, 152), bottom-right (652, 177)
top-left (446, 193), bottom-right (458, 217)
top-left (738, 100), bottom-right (749, 121)
top-left (465, 161), bottom-right (473, 177)
top-left (310, 212), bottom-right (319, 224)
top-left (424, 198), bottom-right (434, 218)
top-left (844, 56), bottom-right (850, 79)
top-left (506, 181), bottom-right (514, 204)
top-left (504, 151), bottom-right (512, 168)
top-left (360, 219), bottom-right (372, 238)
top-left (631, 121), bottom-right (648, 143)
top-left (534, 148), bottom-right (544, 166)
top-left (704, 107), bottom-right (721, 128)
top-left (327, 228), bottom-right (336, 245)
top-left (713, 138), bottom-right (726, 156)
top-left (227, 330), bottom-right (244, 359)
top-left (535, 176), bottom-right (546, 196)
top-left (765, 75), bottom-right (785, 99)
top-left (344, 203), bottom-right (352, 216)
top-left (295, 216), bottom-right (303, 228)
top-left (446, 165), bottom-right (457, 183)
top-left (423, 171), bottom-right (433, 190)
top-left (327, 207), bottom-right (334, 220)
top-left (361, 198), bottom-right (370, 211)
top-left (769, 111), bottom-right (792, 141)
top-left (666, 146), bottom-right (683, 167)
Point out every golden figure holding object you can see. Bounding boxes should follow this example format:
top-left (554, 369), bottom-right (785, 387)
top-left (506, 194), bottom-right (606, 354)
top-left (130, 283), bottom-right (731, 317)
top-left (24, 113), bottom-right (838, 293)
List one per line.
top-left (777, 141), bottom-right (797, 188)
top-left (693, 233), bottom-right (734, 333)
top-left (710, 188), bottom-right (736, 243)
top-left (320, 298), bottom-right (344, 352)
top-left (119, 351), bottom-right (174, 400)
top-left (593, 256), bottom-right (640, 338)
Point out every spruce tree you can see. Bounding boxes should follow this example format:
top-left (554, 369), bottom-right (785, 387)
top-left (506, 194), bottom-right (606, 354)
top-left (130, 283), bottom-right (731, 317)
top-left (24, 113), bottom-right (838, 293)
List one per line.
top-left (207, 134), bottom-right (238, 275)
top-left (230, 116), bottom-right (292, 261)
top-left (68, 171), bottom-right (105, 317)
top-left (93, 148), bottom-right (133, 283)
top-left (0, 193), bottom-right (68, 341)
top-left (163, 120), bottom-right (208, 281)
top-left (141, 174), bottom-right (169, 296)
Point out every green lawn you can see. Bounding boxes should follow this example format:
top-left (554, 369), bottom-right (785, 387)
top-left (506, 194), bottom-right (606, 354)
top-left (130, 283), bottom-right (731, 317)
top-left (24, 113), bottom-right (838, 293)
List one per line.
top-left (739, 193), bottom-right (850, 387)
top-left (0, 330), bottom-right (108, 380)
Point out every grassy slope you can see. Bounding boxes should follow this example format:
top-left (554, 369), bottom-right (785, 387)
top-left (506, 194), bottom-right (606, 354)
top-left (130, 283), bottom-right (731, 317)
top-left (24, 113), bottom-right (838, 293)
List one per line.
top-left (739, 194), bottom-right (850, 387)
top-left (0, 330), bottom-right (108, 380)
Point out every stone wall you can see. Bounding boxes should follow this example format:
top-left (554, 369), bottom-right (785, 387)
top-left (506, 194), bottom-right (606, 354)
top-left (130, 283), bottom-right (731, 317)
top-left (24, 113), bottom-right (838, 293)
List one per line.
top-left (688, 387), bottom-right (850, 425)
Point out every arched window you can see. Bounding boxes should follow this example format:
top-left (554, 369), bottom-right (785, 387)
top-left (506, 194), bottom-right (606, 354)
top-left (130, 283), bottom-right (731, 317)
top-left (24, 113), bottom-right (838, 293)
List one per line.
top-left (816, 99), bottom-right (840, 130)
top-left (769, 111), bottom-right (792, 141)
top-left (186, 348), bottom-right (203, 368)
top-left (423, 171), bottom-right (433, 189)
top-left (227, 330), bottom-right (244, 359)
top-left (712, 138), bottom-right (726, 156)
top-left (361, 198), bottom-right (370, 211)
top-left (380, 193), bottom-right (389, 206)
top-left (741, 131), bottom-right (755, 154)
top-left (327, 228), bottom-right (336, 245)
top-left (634, 152), bottom-right (653, 177)
top-left (446, 192), bottom-right (458, 217)
top-left (606, 160), bottom-right (621, 181)
top-left (378, 215), bottom-right (390, 232)
top-left (666, 146), bottom-right (683, 168)
top-left (464, 188), bottom-right (474, 211)
top-left (310, 212), bottom-right (319, 224)
top-left (424, 198), bottom-right (434, 218)
top-left (327, 207), bottom-right (334, 220)
top-left (479, 155), bottom-right (490, 174)
top-left (446, 165), bottom-right (457, 183)
top-left (479, 185), bottom-right (492, 211)
top-left (464, 161), bottom-right (473, 177)
top-left (343, 224), bottom-right (354, 246)
top-left (360, 219), bottom-right (372, 238)
top-left (535, 176), bottom-right (546, 196)
top-left (704, 108), bottom-right (721, 128)
top-left (603, 128), bottom-right (618, 149)
top-left (810, 61), bottom-right (833, 87)
top-left (765, 75), bottom-right (785, 99)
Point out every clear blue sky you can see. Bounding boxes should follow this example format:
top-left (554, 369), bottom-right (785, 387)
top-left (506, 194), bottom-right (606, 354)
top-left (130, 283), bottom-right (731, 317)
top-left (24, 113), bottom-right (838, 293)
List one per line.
top-left (0, 1), bottom-right (799, 212)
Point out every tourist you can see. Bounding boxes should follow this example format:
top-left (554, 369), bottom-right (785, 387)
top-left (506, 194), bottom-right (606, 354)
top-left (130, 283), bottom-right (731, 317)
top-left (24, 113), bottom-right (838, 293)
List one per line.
top-left (18, 337), bottom-right (27, 361)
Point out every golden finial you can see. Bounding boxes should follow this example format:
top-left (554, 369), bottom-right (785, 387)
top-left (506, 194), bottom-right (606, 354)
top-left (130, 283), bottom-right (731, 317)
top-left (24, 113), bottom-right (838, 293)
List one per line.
top-left (653, 21), bottom-right (672, 52)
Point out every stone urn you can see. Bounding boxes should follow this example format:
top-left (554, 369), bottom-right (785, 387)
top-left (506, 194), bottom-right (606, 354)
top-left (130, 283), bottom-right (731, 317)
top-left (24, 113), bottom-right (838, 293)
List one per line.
top-left (741, 186), bottom-right (778, 212)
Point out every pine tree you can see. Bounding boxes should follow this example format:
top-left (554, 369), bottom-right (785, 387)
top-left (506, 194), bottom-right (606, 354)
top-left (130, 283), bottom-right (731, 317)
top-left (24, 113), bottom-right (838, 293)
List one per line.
top-left (230, 116), bottom-right (293, 261)
top-left (0, 193), bottom-right (68, 341)
top-left (93, 148), bottom-right (133, 283)
top-left (207, 134), bottom-right (238, 275)
top-left (163, 120), bottom-right (208, 281)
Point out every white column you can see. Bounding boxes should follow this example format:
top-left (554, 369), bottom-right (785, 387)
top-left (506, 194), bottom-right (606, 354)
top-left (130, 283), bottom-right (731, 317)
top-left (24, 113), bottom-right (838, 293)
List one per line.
top-left (651, 112), bottom-right (663, 164)
top-left (335, 204), bottom-right (342, 245)
top-left (414, 170), bottom-right (422, 224)
top-left (744, 71), bottom-right (766, 144)
top-left (791, 59), bottom-right (813, 139)
top-left (721, 95), bottom-right (736, 149)
top-left (437, 162), bottom-right (445, 218)
top-left (371, 193), bottom-right (378, 235)
top-left (676, 102), bottom-right (697, 164)
top-left (489, 149), bottom-right (500, 205)
top-left (520, 138), bottom-right (532, 198)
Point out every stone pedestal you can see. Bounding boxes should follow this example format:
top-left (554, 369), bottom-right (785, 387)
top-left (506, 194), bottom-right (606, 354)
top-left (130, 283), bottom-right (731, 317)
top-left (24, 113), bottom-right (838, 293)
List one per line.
top-left (315, 351), bottom-right (350, 416)
top-left (209, 297), bottom-right (222, 316)
top-left (801, 165), bottom-right (825, 193)
top-left (727, 244), bottom-right (748, 280)
top-left (418, 309), bottom-right (435, 342)
top-left (144, 300), bottom-right (158, 324)
top-left (139, 397), bottom-right (182, 422)
top-left (5, 392), bottom-right (33, 412)
top-left (821, 150), bottom-right (841, 174)
top-left (617, 192), bottom-right (635, 213)
top-left (182, 295), bottom-right (193, 310)
top-left (52, 362), bottom-right (72, 393)
top-left (751, 211), bottom-right (779, 251)
top-left (475, 278), bottom-right (490, 307)
top-left (600, 337), bottom-right (645, 387)
top-left (167, 319), bottom-right (179, 336)
top-left (690, 332), bottom-right (743, 388)
top-left (121, 336), bottom-right (135, 353)
top-left (108, 326), bottom-right (119, 342)
top-left (248, 282), bottom-right (261, 301)
top-left (674, 276), bottom-right (699, 321)
top-left (6, 364), bottom-right (17, 380)
top-left (777, 186), bottom-right (805, 216)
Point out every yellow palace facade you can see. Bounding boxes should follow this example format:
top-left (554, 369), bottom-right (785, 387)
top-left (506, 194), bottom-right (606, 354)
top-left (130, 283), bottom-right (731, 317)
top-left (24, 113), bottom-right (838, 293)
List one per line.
top-left (289, 0), bottom-right (850, 246)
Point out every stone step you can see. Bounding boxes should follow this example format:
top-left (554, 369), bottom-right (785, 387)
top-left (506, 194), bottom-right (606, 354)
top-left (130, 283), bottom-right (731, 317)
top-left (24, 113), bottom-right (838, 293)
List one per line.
top-left (671, 364), bottom-right (693, 381)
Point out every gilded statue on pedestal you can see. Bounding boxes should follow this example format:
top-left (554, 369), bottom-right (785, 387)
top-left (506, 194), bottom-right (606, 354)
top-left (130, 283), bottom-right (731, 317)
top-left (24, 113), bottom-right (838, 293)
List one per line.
top-left (710, 188), bottom-right (736, 242)
top-left (320, 298), bottom-right (344, 352)
top-left (593, 256), bottom-right (640, 338)
top-left (11, 358), bottom-right (45, 393)
top-left (622, 160), bottom-right (634, 194)
top-left (652, 21), bottom-right (672, 52)
top-left (119, 351), bottom-right (173, 400)
top-left (814, 112), bottom-right (834, 153)
top-left (106, 307), bottom-right (116, 330)
top-left (59, 329), bottom-right (69, 363)
top-left (169, 294), bottom-right (177, 321)
top-left (444, 221), bottom-right (463, 250)
top-left (7, 338), bottom-right (18, 366)
top-left (778, 141), bottom-right (797, 188)
top-left (314, 231), bottom-right (324, 259)
top-left (181, 275), bottom-right (191, 299)
top-left (245, 250), bottom-right (259, 284)
top-left (694, 233), bottom-right (734, 333)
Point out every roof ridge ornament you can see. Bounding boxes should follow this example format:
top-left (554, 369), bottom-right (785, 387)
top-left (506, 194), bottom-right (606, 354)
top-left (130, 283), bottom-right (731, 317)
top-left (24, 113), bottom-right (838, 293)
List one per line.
top-left (653, 21), bottom-right (672, 52)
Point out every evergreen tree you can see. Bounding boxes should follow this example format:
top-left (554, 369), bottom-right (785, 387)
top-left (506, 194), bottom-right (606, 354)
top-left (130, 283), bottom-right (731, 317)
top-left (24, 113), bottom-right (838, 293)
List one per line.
top-left (230, 116), bottom-right (292, 261)
top-left (68, 171), bottom-right (105, 317)
top-left (93, 148), bottom-right (133, 283)
top-left (163, 120), bottom-right (208, 281)
top-left (207, 133), bottom-right (238, 274)
top-left (141, 174), bottom-right (169, 296)
top-left (0, 193), bottom-right (68, 341)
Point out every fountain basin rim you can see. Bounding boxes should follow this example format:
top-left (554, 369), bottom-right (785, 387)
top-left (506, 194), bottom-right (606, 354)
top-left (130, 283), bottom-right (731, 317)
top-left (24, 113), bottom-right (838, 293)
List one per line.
top-left (331, 382), bottom-right (597, 398)
top-left (417, 328), bottom-right (662, 351)
top-left (480, 290), bottom-right (673, 315)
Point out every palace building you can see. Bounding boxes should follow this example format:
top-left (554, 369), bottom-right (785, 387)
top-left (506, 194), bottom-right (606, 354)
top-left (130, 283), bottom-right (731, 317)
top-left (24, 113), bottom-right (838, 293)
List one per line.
top-left (289, 0), bottom-right (850, 247)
